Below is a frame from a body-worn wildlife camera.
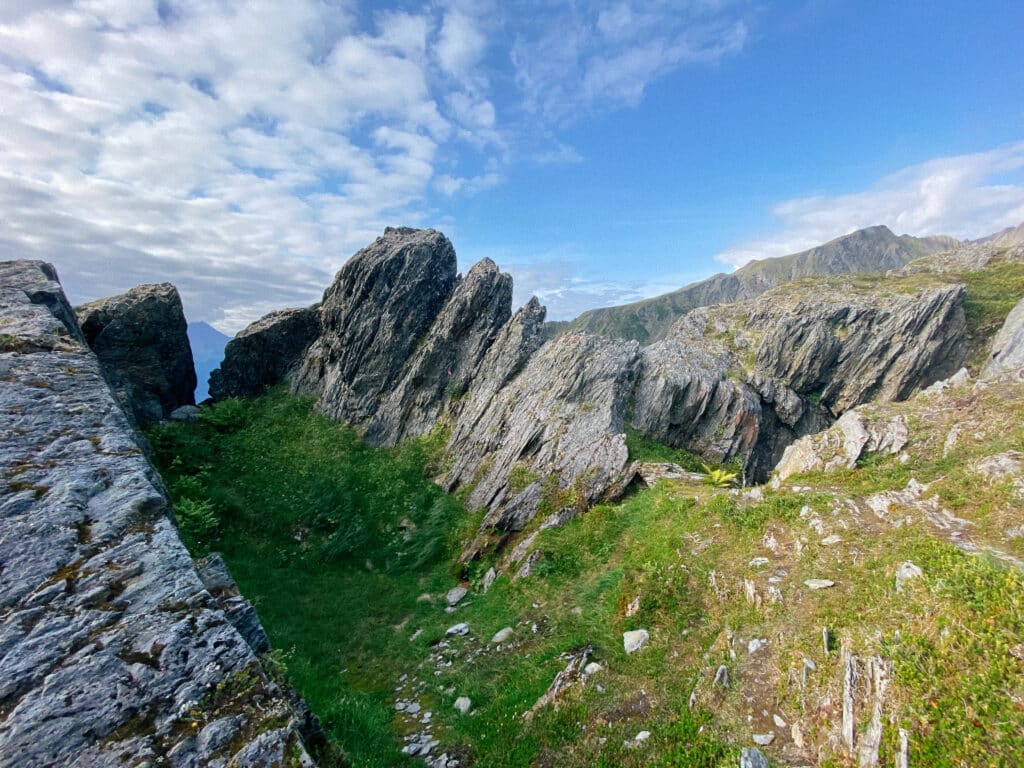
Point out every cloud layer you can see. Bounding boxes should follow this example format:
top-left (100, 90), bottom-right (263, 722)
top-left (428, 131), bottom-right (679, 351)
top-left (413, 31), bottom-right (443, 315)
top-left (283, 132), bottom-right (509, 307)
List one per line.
top-left (715, 142), bottom-right (1024, 269)
top-left (0, 0), bottom-right (753, 331)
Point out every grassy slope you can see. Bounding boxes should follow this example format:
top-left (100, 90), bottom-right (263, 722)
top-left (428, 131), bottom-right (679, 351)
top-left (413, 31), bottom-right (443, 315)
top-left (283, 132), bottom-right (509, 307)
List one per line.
top-left (146, 260), bottom-right (1024, 768)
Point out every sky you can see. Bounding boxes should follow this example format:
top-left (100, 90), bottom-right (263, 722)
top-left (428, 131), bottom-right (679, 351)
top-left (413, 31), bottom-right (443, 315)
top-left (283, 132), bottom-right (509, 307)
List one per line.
top-left (2, 1), bottom-right (1023, 333)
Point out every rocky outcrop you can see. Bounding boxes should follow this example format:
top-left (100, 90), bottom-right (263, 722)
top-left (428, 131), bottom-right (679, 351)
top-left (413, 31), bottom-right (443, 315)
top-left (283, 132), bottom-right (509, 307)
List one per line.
top-left (772, 408), bottom-right (910, 483)
top-left (293, 227), bottom-right (458, 423)
top-left (208, 305), bottom-right (321, 400)
top-left (75, 283), bottom-right (197, 423)
top-left (750, 283), bottom-right (966, 413)
top-left (0, 261), bottom-right (315, 767)
top-left (443, 332), bottom-right (639, 561)
top-left (364, 258), bottom-right (513, 447)
top-left (629, 277), bottom-right (966, 480)
top-left (982, 296), bottom-right (1024, 381)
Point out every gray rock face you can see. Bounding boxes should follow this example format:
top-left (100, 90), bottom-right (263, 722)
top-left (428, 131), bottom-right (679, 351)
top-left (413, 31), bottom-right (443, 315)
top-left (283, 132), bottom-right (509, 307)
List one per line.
top-left (0, 261), bottom-right (314, 767)
top-left (630, 278), bottom-right (965, 480)
top-left (364, 258), bottom-right (513, 447)
top-left (75, 283), bottom-right (197, 423)
top-left (294, 227), bottom-right (458, 423)
top-left (443, 332), bottom-right (639, 560)
top-left (209, 304), bottom-right (321, 400)
top-left (751, 284), bottom-right (966, 413)
top-left (982, 296), bottom-right (1024, 381)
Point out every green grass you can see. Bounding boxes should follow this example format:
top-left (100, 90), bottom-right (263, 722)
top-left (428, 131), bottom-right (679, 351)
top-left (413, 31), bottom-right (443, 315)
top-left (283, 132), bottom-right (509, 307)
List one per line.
top-left (147, 382), bottom-right (1024, 768)
top-left (624, 428), bottom-right (706, 473)
top-left (962, 260), bottom-right (1024, 369)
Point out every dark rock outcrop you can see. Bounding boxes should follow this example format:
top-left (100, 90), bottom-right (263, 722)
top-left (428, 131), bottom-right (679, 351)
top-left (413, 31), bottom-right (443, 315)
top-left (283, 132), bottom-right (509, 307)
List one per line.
top-left (0, 261), bottom-right (315, 767)
top-left (75, 283), bottom-right (196, 423)
top-left (293, 227), bottom-right (458, 423)
top-left (364, 258), bottom-right (513, 447)
top-left (443, 332), bottom-right (640, 560)
top-left (209, 305), bottom-right (320, 400)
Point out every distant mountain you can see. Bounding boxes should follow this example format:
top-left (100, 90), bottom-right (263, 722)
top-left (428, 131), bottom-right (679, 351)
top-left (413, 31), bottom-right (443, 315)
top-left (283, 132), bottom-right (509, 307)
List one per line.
top-left (187, 321), bottom-right (230, 401)
top-left (557, 225), bottom-right (960, 343)
top-left (976, 222), bottom-right (1024, 248)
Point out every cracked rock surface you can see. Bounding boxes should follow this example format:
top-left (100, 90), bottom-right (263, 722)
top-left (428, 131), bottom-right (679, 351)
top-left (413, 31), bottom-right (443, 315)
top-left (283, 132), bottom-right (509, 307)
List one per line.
top-left (0, 261), bottom-right (314, 767)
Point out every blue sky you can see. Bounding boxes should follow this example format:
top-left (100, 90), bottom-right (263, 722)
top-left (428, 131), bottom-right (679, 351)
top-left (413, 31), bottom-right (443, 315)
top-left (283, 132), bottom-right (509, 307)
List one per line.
top-left (1, 1), bottom-right (1022, 331)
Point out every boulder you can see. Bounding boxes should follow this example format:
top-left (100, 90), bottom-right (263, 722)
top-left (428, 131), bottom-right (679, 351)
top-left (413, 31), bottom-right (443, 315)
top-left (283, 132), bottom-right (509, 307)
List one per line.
top-left (294, 227), bottom-right (458, 423)
top-left (364, 258), bottom-right (513, 446)
top-left (209, 304), bottom-right (320, 400)
top-left (75, 283), bottom-right (196, 422)
top-left (982, 296), bottom-right (1024, 380)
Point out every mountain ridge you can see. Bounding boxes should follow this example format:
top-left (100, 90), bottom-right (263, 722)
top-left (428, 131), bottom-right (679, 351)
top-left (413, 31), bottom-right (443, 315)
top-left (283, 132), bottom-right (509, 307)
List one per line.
top-left (555, 225), bottom-right (959, 343)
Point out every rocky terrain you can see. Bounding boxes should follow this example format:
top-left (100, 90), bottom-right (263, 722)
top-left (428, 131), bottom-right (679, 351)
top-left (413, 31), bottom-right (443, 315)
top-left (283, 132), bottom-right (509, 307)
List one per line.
top-left (554, 225), bottom-right (958, 343)
top-left (7, 222), bottom-right (1022, 768)
top-left (0, 262), bottom-right (317, 766)
top-left (75, 283), bottom-right (197, 423)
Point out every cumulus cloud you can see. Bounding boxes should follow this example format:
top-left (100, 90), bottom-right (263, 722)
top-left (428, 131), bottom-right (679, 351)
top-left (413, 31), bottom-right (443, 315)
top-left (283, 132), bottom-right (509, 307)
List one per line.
top-left (715, 142), bottom-right (1024, 268)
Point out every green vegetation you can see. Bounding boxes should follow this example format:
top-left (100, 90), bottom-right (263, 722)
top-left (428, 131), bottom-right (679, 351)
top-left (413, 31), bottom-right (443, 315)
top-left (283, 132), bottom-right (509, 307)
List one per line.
top-left (624, 428), bottom-right (704, 472)
top-left (700, 463), bottom-right (737, 488)
top-left (148, 378), bottom-right (1024, 767)
top-left (962, 259), bottom-right (1024, 368)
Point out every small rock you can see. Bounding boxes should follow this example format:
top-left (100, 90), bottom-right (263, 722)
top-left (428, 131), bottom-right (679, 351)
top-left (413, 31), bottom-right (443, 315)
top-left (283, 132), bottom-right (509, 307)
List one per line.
top-left (169, 405), bottom-right (201, 421)
top-left (804, 579), bottom-right (835, 590)
top-left (803, 658), bottom-right (817, 671)
top-left (490, 627), bottom-right (513, 644)
top-left (740, 747), bottom-right (769, 768)
top-left (446, 623), bottom-right (469, 636)
top-left (634, 730), bottom-right (650, 742)
top-left (895, 561), bottom-right (923, 592)
top-left (1009, 643), bottom-right (1024, 661)
top-left (821, 534), bottom-right (842, 546)
top-left (749, 557), bottom-right (770, 567)
top-left (453, 696), bottom-right (471, 715)
top-left (584, 662), bottom-right (602, 676)
top-left (773, 714), bottom-right (787, 728)
top-left (417, 593), bottom-right (434, 603)
top-left (482, 567), bottom-right (497, 592)
top-left (625, 594), bottom-right (641, 616)
top-left (406, 702), bottom-right (421, 715)
top-left (410, 629), bottom-right (423, 642)
top-left (713, 664), bottom-right (729, 688)
top-left (752, 733), bottom-right (775, 746)
top-left (446, 586), bottom-right (468, 606)
top-left (747, 638), bottom-right (768, 654)
top-left (623, 629), bottom-right (650, 655)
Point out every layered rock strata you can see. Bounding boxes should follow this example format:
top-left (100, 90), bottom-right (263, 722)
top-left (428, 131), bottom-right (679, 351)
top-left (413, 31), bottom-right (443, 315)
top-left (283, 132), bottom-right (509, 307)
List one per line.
top-left (75, 283), bottom-right (197, 423)
top-left (0, 261), bottom-right (315, 767)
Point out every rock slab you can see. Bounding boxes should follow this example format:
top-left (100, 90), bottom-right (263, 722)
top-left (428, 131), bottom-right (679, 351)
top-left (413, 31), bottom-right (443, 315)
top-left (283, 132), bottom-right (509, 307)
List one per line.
top-left (0, 261), bottom-right (314, 767)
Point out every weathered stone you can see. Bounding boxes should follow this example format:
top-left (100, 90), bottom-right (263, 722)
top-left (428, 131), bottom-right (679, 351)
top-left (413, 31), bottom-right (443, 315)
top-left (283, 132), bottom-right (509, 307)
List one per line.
top-left (895, 561), bottom-right (924, 592)
top-left (169, 404), bottom-right (201, 421)
top-left (490, 627), bottom-right (513, 644)
top-left (365, 258), bottom-right (512, 446)
top-left (623, 629), bottom-right (650, 655)
top-left (740, 746), bottom-right (769, 768)
top-left (445, 586), bottom-right (469, 607)
top-left (445, 332), bottom-right (639, 561)
top-left (804, 579), bottom-right (835, 589)
top-left (982, 296), bottom-right (1024, 380)
top-left (0, 261), bottom-right (314, 767)
top-left (76, 282), bottom-right (196, 422)
top-left (773, 409), bottom-right (910, 483)
top-left (524, 648), bottom-right (591, 718)
top-left (294, 227), bottom-right (458, 423)
top-left (453, 696), bottom-right (471, 715)
top-left (209, 304), bottom-right (320, 400)
top-left (195, 553), bottom-right (271, 653)
top-left (751, 733), bottom-right (775, 746)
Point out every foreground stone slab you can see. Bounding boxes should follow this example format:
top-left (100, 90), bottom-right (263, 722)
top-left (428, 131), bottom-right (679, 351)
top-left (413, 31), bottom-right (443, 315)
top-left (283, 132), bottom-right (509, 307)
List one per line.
top-left (0, 261), bottom-right (315, 767)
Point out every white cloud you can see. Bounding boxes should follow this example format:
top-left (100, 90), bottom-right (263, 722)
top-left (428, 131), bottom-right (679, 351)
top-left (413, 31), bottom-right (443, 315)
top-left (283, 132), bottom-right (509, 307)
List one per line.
top-left (511, 1), bottom-right (751, 125)
top-left (715, 142), bottom-right (1024, 269)
top-left (0, 0), bottom-right (513, 332)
